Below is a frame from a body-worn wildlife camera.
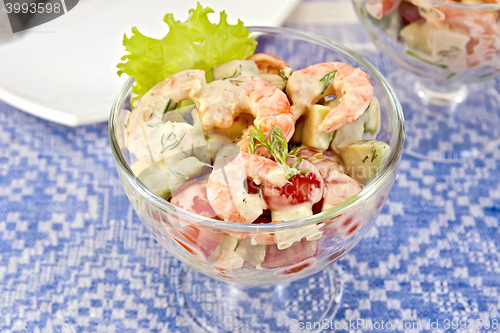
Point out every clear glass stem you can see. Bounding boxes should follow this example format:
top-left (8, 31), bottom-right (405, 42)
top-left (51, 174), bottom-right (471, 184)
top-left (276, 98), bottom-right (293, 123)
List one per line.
top-left (414, 79), bottom-right (468, 105)
top-left (176, 264), bottom-right (343, 333)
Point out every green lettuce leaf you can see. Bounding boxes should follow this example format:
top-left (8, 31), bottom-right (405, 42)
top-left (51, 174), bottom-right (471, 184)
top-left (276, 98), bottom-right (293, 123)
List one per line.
top-left (117, 3), bottom-right (257, 99)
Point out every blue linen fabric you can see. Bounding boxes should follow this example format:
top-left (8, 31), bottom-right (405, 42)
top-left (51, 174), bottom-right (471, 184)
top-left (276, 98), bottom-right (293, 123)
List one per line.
top-left (1, 2), bottom-right (500, 332)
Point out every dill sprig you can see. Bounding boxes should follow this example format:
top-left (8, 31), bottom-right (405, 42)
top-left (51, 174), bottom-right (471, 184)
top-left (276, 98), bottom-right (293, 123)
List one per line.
top-left (222, 70), bottom-right (243, 84)
top-left (278, 69), bottom-right (288, 85)
top-left (222, 70), bottom-right (238, 80)
top-left (248, 125), bottom-right (308, 179)
top-left (319, 70), bottom-right (337, 94)
top-left (163, 99), bottom-right (172, 114)
top-left (288, 145), bottom-right (302, 157)
top-left (160, 132), bottom-right (186, 153)
top-left (248, 135), bottom-right (257, 154)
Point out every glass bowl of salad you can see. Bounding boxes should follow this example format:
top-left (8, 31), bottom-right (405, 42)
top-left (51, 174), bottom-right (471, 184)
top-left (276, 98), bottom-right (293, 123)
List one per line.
top-left (353, 0), bottom-right (500, 161)
top-left (109, 21), bottom-right (404, 333)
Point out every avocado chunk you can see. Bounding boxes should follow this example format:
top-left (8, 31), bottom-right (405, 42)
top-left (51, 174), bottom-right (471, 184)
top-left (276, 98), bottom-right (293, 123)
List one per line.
top-left (330, 96), bottom-right (381, 152)
top-left (301, 105), bottom-right (335, 150)
top-left (400, 20), bottom-right (433, 55)
top-left (339, 140), bottom-right (390, 185)
top-left (364, 97), bottom-right (380, 136)
top-left (291, 116), bottom-right (305, 144)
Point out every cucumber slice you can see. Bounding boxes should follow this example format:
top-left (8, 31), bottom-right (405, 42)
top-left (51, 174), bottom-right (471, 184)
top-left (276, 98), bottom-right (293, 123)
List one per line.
top-left (364, 97), bottom-right (380, 135)
top-left (176, 99), bottom-right (195, 109)
top-left (131, 160), bottom-right (171, 199)
top-left (301, 105), bottom-right (334, 150)
top-left (212, 60), bottom-right (260, 80)
top-left (291, 116), bottom-right (305, 144)
top-left (339, 140), bottom-right (390, 185)
top-left (260, 74), bottom-right (286, 90)
top-left (330, 96), bottom-right (380, 152)
top-left (260, 67), bottom-right (291, 90)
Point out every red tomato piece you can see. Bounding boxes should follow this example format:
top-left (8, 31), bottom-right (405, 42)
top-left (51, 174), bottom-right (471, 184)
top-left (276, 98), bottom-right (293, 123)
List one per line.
top-left (399, 1), bottom-right (422, 26)
top-left (262, 172), bottom-right (322, 209)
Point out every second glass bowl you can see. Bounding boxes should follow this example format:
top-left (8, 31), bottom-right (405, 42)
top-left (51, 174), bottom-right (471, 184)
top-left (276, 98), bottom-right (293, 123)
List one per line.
top-left (354, 0), bottom-right (500, 161)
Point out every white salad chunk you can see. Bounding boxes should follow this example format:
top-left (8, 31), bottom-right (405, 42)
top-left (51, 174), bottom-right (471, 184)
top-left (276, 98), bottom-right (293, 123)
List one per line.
top-left (128, 118), bottom-right (193, 167)
top-left (212, 60), bottom-right (260, 80)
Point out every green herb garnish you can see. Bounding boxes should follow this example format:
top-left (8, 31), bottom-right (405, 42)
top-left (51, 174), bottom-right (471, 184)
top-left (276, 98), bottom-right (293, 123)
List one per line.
top-left (319, 70), bottom-right (337, 94)
top-left (160, 132), bottom-right (186, 153)
top-left (248, 125), bottom-right (308, 179)
top-left (479, 73), bottom-right (494, 79)
top-left (164, 99), bottom-right (172, 114)
top-left (437, 46), bottom-right (460, 58)
top-left (406, 50), bottom-right (448, 69)
top-left (168, 168), bottom-right (186, 178)
top-left (248, 135), bottom-right (257, 154)
top-left (289, 145), bottom-right (302, 157)
top-left (278, 69), bottom-right (288, 85)
top-left (168, 132), bottom-right (186, 150)
top-left (222, 70), bottom-right (238, 80)
top-left (222, 70), bottom-right (244, 84)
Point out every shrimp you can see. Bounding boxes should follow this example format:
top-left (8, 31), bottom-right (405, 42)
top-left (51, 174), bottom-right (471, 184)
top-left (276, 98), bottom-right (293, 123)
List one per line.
top-left (196, 76), bottom-right (295, 152)
top-left (127, 69), bottom-right (294, 155)
top-left (286, 62), bottom-right (374, 133)
top-left (443, 9), bottom-right (500, 67)
top-left (126, 70), bottom-right (206, 136)
top-left (366, 0), bottom-right (402, 19)
top-left (413, 0), bottom-right (500, 67)
top-left (246, 53), bottom-right (289, 74)
top-left (206, 153), bottom-right (288, 223)
top-left (322, 168), bottom-right (362, 212)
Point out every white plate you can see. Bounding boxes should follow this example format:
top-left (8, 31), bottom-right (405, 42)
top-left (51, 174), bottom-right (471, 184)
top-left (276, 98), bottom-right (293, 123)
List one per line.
top-left (0, 0), bottom-right (300, 126)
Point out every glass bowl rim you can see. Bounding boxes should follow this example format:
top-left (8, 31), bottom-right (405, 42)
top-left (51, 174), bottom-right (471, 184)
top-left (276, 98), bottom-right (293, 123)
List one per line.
top-left (109, 26), bottom-right (405, 233)
top-left (357, 0), bottom-right (500, 11)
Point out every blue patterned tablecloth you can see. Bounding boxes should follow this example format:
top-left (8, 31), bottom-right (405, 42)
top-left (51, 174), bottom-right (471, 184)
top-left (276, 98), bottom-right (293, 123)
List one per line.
top-left (1, 1), bottom-right (500, 332)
